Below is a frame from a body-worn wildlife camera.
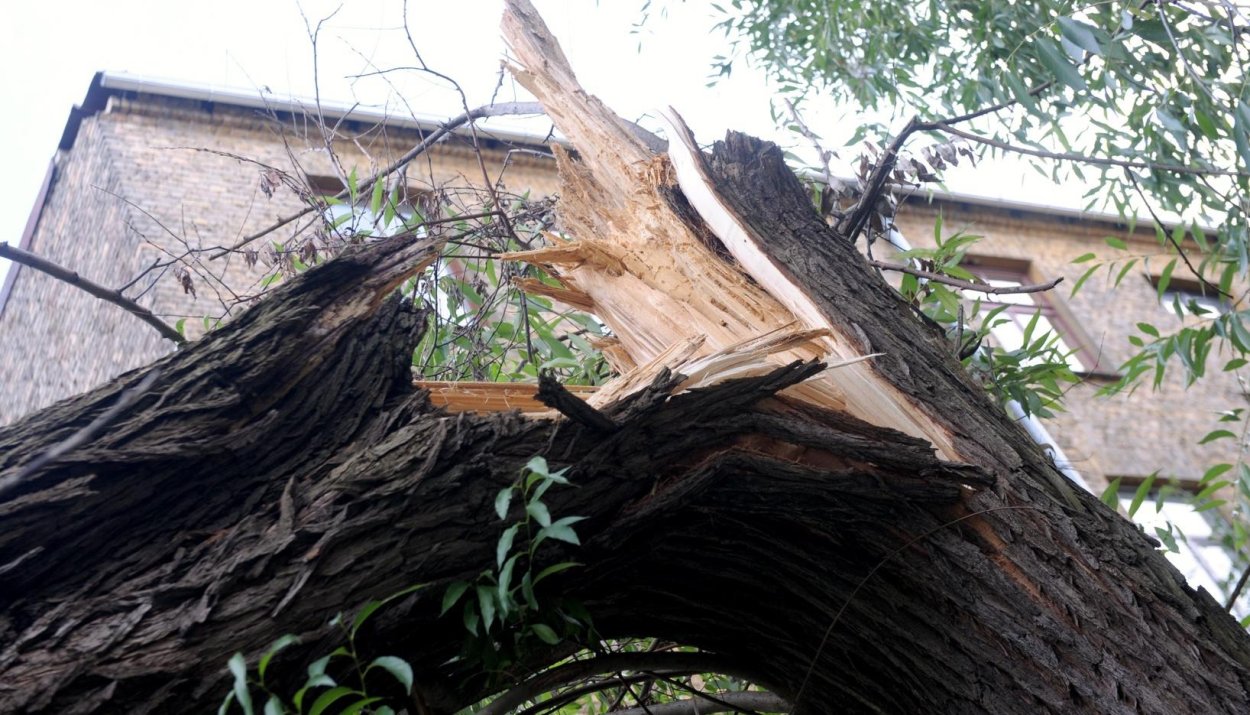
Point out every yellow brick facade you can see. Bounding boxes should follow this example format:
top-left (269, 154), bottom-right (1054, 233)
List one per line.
top-left (894, 197), bottom-right (1244, 491)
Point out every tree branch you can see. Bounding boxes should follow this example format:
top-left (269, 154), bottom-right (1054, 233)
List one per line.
top-left (0, 242), bottom-right (185, 344)
top-left (868, 259), bottom-right (1062, 295)
top-left (611, 691), bottom-right (790, 715)
top-left (931, 123), bottom-right (1250, 177)
top-left (210, 101), bottom-right (546, 258)
top-left (536, 370), bottom-right (618, 433)
top-left (836, 117), bottom-right (918, 243)
top-left (477, 652), bottom-right (766, 715)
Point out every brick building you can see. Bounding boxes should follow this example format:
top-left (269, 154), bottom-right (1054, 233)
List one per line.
top-left (3, 72), bottom-right (1246, 604)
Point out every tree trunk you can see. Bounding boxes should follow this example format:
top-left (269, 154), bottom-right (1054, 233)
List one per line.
top-left (2, 1), bottom-right (1249, 713)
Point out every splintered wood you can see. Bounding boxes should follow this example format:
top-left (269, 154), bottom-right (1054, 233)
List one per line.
top-left (495, 0), bottom-right (958, 460)
top-left (418, 381), bottom-right (598, 414)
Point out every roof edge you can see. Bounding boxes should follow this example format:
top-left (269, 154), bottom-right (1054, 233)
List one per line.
top-left (57, 71), bottom-right (1180, 234)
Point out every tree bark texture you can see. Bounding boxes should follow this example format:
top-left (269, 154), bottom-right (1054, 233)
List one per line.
top-left (1, 1), bottom-right (1249, 713)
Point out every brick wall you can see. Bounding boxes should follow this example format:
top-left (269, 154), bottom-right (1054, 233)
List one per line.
top-left (0, 92), bottom-right (558, 425)
top-left (894, 198), bottom-right (1244, 489)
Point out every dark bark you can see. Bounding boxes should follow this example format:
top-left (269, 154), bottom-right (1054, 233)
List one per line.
top-left (0, 133), bottom-right (1248, 715)
top-left (0, 233), bottom-right (988, 713)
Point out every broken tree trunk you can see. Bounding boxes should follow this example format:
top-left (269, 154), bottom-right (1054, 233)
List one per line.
top-left (0, 1), bottom-right (1248, 712)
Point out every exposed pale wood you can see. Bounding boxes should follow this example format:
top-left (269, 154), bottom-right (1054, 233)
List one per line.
top-left (416, 380), bottom-right (597, 413)
top-left (658, 108), bottom-right (958, 459)
top-left (501, 0), bottom-right (953, 459)
top-left (512, 277), bottom-right (596, 312)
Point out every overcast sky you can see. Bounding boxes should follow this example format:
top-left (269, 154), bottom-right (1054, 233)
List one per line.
top-left (0, 0), bottom-right (1085, 284)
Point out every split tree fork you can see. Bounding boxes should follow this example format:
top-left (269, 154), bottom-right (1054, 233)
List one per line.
top-left (1, 1), bottom-right (1247, 713)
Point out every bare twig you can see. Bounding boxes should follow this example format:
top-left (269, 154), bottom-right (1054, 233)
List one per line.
top-left (1123, 170), bottom-right (1233, 299)
top-left (0, 368), bottom-right (163, 496)
top-left (0, 242), bottom-right (185, 344)
top-left (514, 673), bottom-right (667, 715)
top-left (1226, 562), bottom-right (1250, 610)
top-left (209, 101), bottom-right (546, 258)
top-left (868, 259), bottom-right (1062, 295)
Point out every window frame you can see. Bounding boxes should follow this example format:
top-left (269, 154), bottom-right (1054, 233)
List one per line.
top-left (962, 256), bottom-right (1110, 377)
top-left (1147, 274), bottom-right (1229, 321)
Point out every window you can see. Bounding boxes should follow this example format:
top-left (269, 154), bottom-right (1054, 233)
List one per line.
top-left (1118, 486), bottom-right (1248, 617)
top-left (1150, 275), bottom-right (1228, 320)
top-left (962, 259), bottom-right (1101, 374)
top-left (307, 174), bottom-right (424, 239)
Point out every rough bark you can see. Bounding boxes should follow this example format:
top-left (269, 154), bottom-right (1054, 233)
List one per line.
top-left (0, 232), bottom-right (985, 712)
top-left (0, 1), bottom-right (1248, 713)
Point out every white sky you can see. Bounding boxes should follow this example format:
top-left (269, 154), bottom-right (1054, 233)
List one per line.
top-left (0, 0), bottom-right (1088, 282)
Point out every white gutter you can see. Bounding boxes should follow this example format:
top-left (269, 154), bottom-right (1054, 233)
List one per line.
top-left (97, 72), bottom-right (558, 150)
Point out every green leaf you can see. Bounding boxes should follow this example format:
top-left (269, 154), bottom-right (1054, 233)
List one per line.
top-left (1035, 37), bottom-right (1087, 91)
top-left (533, 560), bottom-right (581, 586)
top-left (1199, 429), bottom-right (1236, 444)
top-left (526, 501), bottom-right (553, 528)
top-left (263, 695), bottom-right (285, 715)
top-left (1070, 264), bottom-right (1100, 297)
top-left (307, 685), bottom-right (357, 710)
top-left (369, 177), bottom-right (385, 219)
top-left (1113, 258), bottom-right (1138, 288)
top-left (441, 581), bottom-right (470, 616)
top-left (1057, 17), bottom-right (1102, 56)
top-left (1100, 477), bottom-right (1123, 508)
top-left (495, 486), bottom-right (514, 520)
top-left (1195, 480), bottom-right (1231, 501)
top-left (497, 524), bottom-right (520, 569)
top-left (1203, 463), bottom-right (1234, 483)
top-left (1235, 101), bottom-right (1250, 169)
top-left (1072, 252), bottom-right (1097, 264)
top-left (1003, 72), bottom-right (1037, 114)
top-left (258, 634), bottom-right (299, 682)
top-left (228, 653), bottom-right (255, 715)
top-left (1104, 237), bottom-right (1128, 250)
top-left (339, 698), bottom-right (383, 715)
top-left (1195, 499), bottom-right (1227, 513)
top-left (498, 553), bottom-right (520, 605)
top-left (1156, 259), bottom-right (1177, 299)
top-left (476, 585), bottom-right (497, 632)
top-left (526, 456), bottom-right (550, 477)
top-left (531, 623), bottom-right (561, 645)
top-left (462, 602), bottom-right (480, 635)
top-left (1224, 359), bottom-right (1248, 371)
top-left (351, 600), bottom-right (384, 639)
top-left (1137, 322), bottom-right (1159, 338)
top-left (306, 654), bottom-right (332, 680)
top-left (1194, 109), bottom-right (1220, 141)
top-left (346, 168), bottom-right (359, 202)
top-left (1155, 526), bottom-right (1179, 553)
top-left (1129, 472), bottom-right (1157, 517)
top-left (368, 656), bottom-right (414, 693)
top-left (536, 522), bottom-right (582, 547)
